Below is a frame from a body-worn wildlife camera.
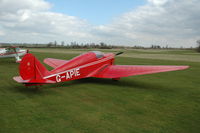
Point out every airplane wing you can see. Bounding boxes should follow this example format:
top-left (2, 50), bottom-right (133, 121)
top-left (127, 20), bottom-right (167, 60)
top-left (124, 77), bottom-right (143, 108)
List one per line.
top-left (94, 65), bottom-right (189, 78)
top-left (43, 58), bottom-right (69, 68)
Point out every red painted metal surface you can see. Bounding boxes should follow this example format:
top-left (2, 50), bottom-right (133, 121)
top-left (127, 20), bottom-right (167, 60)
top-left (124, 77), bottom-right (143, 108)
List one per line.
top-left (44, 58), bottom-right (69, 68)
top-left (13, 51), bottom-right (189, 86)
top-left (94, 65), bottom-right (189, 78)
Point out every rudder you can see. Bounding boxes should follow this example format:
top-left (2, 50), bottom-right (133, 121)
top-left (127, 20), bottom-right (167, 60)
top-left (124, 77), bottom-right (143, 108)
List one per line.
top-left (19, 53), bottom-right (50, 81)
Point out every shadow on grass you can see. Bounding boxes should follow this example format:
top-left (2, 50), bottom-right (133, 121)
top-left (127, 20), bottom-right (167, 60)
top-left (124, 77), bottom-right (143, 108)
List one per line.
top-left (73, 78), bottom-right (172, 90)
top-left (12, 77), bottom-right (174, 96)
top-left (11, 84), bottom-right (62, 97)
top-left (43, 78), bottom-right (172, 92)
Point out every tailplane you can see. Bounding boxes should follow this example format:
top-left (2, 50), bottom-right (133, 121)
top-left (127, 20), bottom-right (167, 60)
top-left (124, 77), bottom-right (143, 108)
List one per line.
top-left (13, 53), bottom-right (55, 86)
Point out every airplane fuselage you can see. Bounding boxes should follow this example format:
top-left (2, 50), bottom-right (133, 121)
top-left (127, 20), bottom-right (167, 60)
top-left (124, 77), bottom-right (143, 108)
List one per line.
top-left (0, 48), bottom-right (27, 58)
top-left (44, 52), bottom-right (115, 83)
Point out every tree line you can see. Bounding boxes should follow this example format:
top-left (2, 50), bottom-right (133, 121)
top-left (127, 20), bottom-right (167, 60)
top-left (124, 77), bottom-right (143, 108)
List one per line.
top-left (0, 41), bottom-right (198, 51)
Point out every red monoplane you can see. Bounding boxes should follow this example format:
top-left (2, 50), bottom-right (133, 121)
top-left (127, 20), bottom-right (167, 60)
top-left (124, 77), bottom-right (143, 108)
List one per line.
top-left (13, 51), bottom-right (189, 86)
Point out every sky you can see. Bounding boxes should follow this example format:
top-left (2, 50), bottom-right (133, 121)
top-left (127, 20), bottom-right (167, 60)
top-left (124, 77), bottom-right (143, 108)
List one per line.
top-left (48, 0), bottom-right (146, 25)
top-left (0, 0), bottom-right (199, 47)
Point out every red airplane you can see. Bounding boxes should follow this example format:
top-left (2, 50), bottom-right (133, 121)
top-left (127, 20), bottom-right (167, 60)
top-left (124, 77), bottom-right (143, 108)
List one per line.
top-left (13, 51), bottom-right (189, 86)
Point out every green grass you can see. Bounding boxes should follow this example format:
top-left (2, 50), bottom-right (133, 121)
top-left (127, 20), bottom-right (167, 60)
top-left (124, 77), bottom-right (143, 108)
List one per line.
top-left (0, 49), bottom-right (200, 133)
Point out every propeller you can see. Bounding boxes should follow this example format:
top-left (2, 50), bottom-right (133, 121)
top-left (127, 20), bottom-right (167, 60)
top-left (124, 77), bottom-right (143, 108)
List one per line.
top-left (115, 51), bottom-right (124, 56)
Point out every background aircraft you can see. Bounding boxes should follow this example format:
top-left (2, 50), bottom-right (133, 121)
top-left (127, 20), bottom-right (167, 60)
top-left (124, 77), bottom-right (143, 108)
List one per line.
top-left (0, 46), bottom-right (28, 62)
top-left (13, 51), bottom-right (189, 86)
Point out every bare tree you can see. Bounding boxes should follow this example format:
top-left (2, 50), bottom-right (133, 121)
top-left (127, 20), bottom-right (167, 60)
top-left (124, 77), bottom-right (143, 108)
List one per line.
top-left (197, 40), bottom-right (200, 52)
top-left (61, 41), bottom-right (65, 46)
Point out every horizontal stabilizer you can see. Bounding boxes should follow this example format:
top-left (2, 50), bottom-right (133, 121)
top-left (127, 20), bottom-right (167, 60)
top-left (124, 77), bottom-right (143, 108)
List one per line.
top-left (95, 65), bottom-right (189, 78)
top-left (13, 76), bottom-right (56, 84)
top-left (44, 58), bottom-right (69, 68)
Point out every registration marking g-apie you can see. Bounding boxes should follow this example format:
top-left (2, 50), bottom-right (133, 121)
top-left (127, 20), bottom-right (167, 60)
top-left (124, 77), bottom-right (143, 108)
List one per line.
top-left (56, 68), bottom-right (80, 82)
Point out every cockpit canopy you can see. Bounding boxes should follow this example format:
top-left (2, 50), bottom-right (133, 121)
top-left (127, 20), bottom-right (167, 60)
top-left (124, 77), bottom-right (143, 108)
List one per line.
top-left (91, 51), bottom-right (104, 58)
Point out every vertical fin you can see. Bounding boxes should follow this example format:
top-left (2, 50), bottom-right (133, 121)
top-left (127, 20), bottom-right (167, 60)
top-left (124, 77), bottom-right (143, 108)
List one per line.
top-left (19, 53), bottom-right (50, 81)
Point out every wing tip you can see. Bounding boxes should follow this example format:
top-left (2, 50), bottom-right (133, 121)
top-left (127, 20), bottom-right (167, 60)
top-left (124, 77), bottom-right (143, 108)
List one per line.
top-left (178, 65), bottom-right (190, 70)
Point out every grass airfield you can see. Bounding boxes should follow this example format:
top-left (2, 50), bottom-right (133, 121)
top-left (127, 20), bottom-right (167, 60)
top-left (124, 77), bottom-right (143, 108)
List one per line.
top-left (0, 48), bottom-right (200, 133)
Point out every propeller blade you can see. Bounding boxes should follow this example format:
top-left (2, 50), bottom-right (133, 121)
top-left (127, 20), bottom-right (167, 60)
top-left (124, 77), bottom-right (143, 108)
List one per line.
top-left (115, 52), bottom-right (124, 56)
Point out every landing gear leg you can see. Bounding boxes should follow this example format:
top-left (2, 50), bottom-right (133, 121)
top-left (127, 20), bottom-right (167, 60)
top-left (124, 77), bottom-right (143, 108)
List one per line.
top-left (112, 78), bottom-right (120, 81)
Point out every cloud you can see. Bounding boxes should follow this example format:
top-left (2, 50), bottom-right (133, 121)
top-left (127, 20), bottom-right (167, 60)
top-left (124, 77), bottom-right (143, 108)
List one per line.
top-left (0, 0), bottom-right (94, 43)
top-left (0, 0), bottom-right (51, 13)
top-left (148, 0), bottom-right (168, 6)
top-left (0, 30), bottom-right (5, 36)
top-left (0, 0), bottom-right (199, 47)
top-left (94, 0), bottom-right (200, 47)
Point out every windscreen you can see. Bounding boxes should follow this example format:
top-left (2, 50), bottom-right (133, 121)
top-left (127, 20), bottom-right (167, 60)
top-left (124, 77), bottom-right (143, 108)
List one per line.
top-left (91, 51), bottom-right (104, 58)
